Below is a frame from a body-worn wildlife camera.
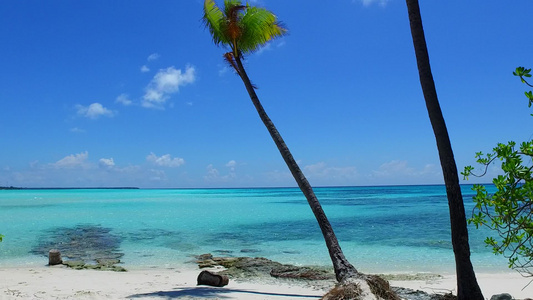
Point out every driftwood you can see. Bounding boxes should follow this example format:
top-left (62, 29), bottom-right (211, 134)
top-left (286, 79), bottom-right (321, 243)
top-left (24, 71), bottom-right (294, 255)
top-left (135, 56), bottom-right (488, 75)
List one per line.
top-left (197, 270), bottom-right (229, 287)
top-left (48, 249), bottom-right (62, 265)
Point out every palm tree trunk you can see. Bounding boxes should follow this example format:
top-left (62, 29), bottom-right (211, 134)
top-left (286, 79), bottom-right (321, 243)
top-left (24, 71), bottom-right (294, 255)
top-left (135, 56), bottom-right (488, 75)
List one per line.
top-left (405, 0), bottom-right (484, 299)
top-left (233, 56), bottom-right (358, 283)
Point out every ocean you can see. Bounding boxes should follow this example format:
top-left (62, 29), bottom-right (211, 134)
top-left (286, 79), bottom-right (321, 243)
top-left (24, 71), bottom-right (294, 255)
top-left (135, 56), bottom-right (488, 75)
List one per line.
top-left (0, 185), bottom-right (508, 274)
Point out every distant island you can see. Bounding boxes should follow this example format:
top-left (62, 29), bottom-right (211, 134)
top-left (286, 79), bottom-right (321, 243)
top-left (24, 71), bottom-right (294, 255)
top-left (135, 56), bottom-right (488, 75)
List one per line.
top-left (0, 186), bottom-right (139, 190)
top-left (0, 186), bottom-right (22, 190)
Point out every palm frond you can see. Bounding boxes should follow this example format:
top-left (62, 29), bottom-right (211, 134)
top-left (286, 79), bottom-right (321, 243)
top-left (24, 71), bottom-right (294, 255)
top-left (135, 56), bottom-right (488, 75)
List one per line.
top-left (203, 0), bottom-right (287, 56)
top-left (203, 0), bottom-right (231, 46)
top-left (238, 6), bottom-right (287, 54)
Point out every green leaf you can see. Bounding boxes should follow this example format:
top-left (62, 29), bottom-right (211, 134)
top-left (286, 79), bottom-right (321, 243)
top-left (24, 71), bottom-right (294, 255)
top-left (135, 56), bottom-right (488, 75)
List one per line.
top-left (202, 0), bottom-right (286, 56)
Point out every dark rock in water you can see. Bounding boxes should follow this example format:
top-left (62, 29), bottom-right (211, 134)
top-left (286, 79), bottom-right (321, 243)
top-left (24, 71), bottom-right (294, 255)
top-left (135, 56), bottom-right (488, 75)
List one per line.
top-left (31, 225), bottom-right (125, 271)
top-left (213, 249), bottom-right (234, 255)
top-left (48, 249), bottom-right (62, 265)
top-left (490, 294), bottom-right (513, 300)
top-left (240, 248), bottom-right (260, 253)
top-left (282, 250), bottom-right (301, 254)
top-left (197, 270), bottom-right (229, 287)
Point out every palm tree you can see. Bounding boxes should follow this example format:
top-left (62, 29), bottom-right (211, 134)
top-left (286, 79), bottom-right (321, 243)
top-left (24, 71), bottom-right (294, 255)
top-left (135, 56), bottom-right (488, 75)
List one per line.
top-left (405, 0), bottom-right (484, 299)
top-left (202, 0), bottom-right (357, 283)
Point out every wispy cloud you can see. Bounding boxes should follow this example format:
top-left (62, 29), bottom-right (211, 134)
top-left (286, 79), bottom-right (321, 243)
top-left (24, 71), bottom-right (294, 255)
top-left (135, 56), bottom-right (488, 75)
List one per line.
top-left (142, 66), bottom-right (196, 109)
top-left (369, 160), bottom-right (440, 183)
top-left (204, 161), bottom-right (237, 182)
top-left (115, 93), bottom-right (132, 106)
top-left (140, 53), bottom-right (159, 73)
top-left (218, 65), bottom-right (229, 76)
top-left (359, 0), bottom-right (390, 7)
top-left (146, 152), bottom-right (185, 167)
top-left (76, 103), bottom-right (115, 119)
top-left (304, 162), bottom-right (359, 184)
top-left (147, 53), bottom-right (160, 61)
top-left (99, 158), bottom-right (115, 169)
top-left (226, 160), bottom-right (236, 170)
top-left (52, 151), bottom-right (90, 169)
top-left (70, 127), bottom-right (85, 133)
top-left (140, 65), bottom-right (150, 73)
top-left (256, 40), bottom-right (285, 55)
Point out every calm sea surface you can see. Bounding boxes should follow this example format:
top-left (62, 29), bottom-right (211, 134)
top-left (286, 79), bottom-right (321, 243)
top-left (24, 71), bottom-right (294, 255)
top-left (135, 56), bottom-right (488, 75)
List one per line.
top-left (0, 185), bottom-right (508, 273)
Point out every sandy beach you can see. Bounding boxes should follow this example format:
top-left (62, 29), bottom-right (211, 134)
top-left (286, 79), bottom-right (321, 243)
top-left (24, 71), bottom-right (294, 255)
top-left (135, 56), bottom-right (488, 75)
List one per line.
top-left (1, 265), bottom-right (531, 300)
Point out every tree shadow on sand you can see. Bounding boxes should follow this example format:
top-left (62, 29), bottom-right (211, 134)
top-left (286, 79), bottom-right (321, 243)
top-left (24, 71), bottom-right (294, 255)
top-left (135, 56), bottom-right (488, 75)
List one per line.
top-left (127, 286), bottom-right (321, 299)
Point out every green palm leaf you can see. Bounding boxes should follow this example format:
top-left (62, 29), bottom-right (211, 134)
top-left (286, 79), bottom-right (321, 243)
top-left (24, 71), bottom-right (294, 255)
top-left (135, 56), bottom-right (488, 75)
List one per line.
top-left (239, 6), bottom-right (286, 53)
top-left (203, 0), bottom-right (230, 46)
top-left (203, 0), bottom-right (286, 56)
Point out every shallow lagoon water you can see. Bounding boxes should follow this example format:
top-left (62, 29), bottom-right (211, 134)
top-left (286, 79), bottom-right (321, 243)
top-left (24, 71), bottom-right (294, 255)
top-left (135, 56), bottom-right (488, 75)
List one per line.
top-left (0, 185), bottom-right (507, 273)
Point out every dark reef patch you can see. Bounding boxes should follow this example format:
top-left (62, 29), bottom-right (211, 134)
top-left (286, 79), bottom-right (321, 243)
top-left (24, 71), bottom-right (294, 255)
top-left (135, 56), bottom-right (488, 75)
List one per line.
top-left (31, 224), bottom-right (124, 270)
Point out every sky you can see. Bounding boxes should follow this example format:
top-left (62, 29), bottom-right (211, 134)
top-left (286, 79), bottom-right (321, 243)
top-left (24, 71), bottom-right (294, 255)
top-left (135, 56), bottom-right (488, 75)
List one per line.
top-left (0, 0), bottom-right (531, 188)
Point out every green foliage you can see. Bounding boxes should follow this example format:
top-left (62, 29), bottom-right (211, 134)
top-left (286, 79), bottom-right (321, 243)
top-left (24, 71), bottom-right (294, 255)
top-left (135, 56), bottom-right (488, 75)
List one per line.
top-left (513, 67), bottom-right (533, 109)
top-left (0, 234), bottom-right (3, 242)
top-left (202, 0), bottom-right (286, 70)
top-left (462, 67), bottom-right (533, 276)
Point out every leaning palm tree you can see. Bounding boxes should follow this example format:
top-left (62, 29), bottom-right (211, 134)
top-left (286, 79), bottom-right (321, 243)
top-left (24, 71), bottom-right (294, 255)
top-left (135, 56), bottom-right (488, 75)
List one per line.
top-left (405, 0), bottom-right (484, 299)
top-left (203, 0), bottom-right (355, 282)
top-left (203, 1), bottom-right (398, 298)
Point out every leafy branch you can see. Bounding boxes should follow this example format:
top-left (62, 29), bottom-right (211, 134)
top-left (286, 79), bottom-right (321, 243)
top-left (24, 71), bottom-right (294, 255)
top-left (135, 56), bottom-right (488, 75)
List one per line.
top-left (462, 67), bottom-right (533, 277)
top-left (513, 67), bottom-right (533, 108)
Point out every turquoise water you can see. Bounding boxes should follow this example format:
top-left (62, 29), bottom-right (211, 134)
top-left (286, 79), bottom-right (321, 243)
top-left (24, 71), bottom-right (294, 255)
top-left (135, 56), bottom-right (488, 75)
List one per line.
top-left (0, 185), bottom-right (508, 273)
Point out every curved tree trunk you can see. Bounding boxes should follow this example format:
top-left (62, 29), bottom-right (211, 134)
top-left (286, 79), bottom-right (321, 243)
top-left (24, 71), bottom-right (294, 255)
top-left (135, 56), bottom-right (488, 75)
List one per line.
top-left (405, 1), bottom-right (484, 299)
top-left (234, 56), bottom-right (358, 283)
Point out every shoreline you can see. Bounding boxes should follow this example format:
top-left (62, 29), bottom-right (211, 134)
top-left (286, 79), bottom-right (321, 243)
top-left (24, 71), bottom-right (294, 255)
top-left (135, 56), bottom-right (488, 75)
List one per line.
top-left (0, 265), bottom-right (531, 299)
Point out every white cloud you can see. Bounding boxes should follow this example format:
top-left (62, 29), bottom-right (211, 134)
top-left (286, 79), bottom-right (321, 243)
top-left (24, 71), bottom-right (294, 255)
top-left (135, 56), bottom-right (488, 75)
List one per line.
top-left (304, 162), bottom-right (359, 183)
top-left (360, 0), bottom-right (389, 7)
top-left (142, 66), bottom-right (196, 109)
top-left (99, 158), bottom-right (115, 169)
top-left (76, 103), bottom-right (114, 119)
top-left (226, 160), bottom-right (236, 168)
top-left (218, 65), bottom-right (229, 76)
top-left (140, 65), bottom-right (150, 73)
top-left (204, 162), bottom-right (236, 182)
top-left (70, 127), bottom-right (85, 133)
top-left (256, 43), bottom-right (272, 55)
top-left (52, 151), bottom-right (89, 169)
top-left (148, 169), bottom-right (167, 181)
top-left (370, 160), bottom-right (440, 183)
top-left (204, 164), bottom-right (220, 180)
top-left (256, 40), bottom-right (285, 55)
top-left (146, 152), bottom-right (185, 167)
top-left (115, 93), bottom-right (132, 106)
top-left (147, 53), bottom-right (160, 61)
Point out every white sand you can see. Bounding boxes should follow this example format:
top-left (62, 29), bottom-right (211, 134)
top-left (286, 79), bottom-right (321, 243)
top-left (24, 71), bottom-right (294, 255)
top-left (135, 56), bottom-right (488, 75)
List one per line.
top-left (0, 265), bottom-right (531, 299)
top-left (389, 272), bottom-right (533, 299)
top-left (0, 266), bottom-right (327, 300)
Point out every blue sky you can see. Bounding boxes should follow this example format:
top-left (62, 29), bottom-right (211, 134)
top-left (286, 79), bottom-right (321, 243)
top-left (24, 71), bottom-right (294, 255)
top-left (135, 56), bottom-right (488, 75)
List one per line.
top-left (1, 0), bottom-right (531, 188)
